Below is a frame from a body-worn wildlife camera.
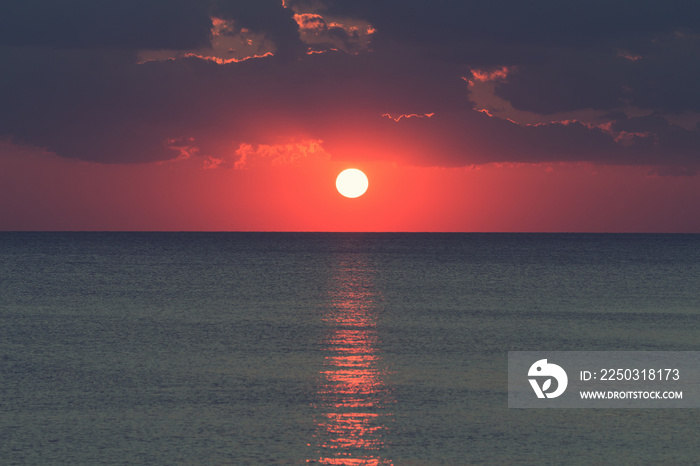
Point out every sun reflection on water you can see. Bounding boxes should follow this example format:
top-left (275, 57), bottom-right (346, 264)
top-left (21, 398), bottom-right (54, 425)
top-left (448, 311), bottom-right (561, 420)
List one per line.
top-left (309, 255), bottom-right (394, 465)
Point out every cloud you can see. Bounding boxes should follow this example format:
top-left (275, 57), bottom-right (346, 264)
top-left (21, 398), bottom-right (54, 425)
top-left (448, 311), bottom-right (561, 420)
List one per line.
top-left (0, 0), bottom-right (213, 50)
top-left (381, 113), bottom-right (434, 122)
top-left (211, 0), bottom-right (305, 58)
top-left (292, 11), bottom-right (374, 54)
top-left (137, 17), bottom-right (278, 64)
top-left (233, 139), bottom-right (328, 169)
top-left (321, 0), bottom-right (700, 58)
top-left (493, 32), bottom-right (700, 116)
top-left (0, 1), bottom-right (302, 54)
top-left (1, 0), bottom-right (699, 175)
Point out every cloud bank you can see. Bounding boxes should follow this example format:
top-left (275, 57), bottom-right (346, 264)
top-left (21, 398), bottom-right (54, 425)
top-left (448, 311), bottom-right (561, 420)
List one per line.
top-left (1, 0), bottom-right (700, 174)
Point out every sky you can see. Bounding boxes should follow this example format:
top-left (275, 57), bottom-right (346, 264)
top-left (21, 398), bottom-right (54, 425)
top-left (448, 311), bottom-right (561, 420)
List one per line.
top-left (1, 0), bottom-right (700, 232)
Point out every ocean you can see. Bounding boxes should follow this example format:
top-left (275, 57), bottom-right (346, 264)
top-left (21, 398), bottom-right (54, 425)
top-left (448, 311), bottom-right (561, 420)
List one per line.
top-left (1, 232), bottom-right (699, 464)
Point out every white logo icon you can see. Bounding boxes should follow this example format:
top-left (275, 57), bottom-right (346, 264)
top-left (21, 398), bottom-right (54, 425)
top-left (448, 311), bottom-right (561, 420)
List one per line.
top-left (528, 359), bottom-right (568, 398)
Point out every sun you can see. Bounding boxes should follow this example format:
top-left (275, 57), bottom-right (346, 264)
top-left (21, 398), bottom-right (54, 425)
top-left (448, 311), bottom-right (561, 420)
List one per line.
top-left (336, 168), bottom-right (369, 198)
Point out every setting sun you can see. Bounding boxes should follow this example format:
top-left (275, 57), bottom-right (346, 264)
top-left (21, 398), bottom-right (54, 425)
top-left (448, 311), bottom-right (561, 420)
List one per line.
top-left (336, 168), bottom-right (369, 198)
top-left (2, 2), bottom-right (699, 465)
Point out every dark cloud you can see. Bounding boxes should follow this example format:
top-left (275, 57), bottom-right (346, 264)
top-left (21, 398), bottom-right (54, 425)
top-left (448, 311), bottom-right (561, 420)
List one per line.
top-left (610, 114), bottom-right (670, 134)
top-left (494, 32), bottom-right (700, 115)
top-left (324, 1), bottom-right (700, 49)
top-left (322, 0), bottom-right (700, 121)
top-left (492, 50), bottom-right (628, 114)
top-left (0, 0), bottom-right (301, 54)
top-left (1, 0), bottom-right (699, 175)
top-left (0, 0), bottom-right (213, 50)
top-left (212, 0), bottom-right (304, 57)
top-left (625, 32), bottom-right (700, 113)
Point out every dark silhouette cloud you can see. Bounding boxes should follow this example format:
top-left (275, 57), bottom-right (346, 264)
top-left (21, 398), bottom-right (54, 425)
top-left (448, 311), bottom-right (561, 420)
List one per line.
top-left (212, 0), bottom-right (304, 57)
top-left (0, 0), bottom-right (213, 50)
top-left (321, 0), bottom-right (700, 59)
top-left (494, 32), bottom-right (700, 115)
top-left (0, 0), bottom-right (300, 52)
top-left (1, 0), bottom-right (699, 175)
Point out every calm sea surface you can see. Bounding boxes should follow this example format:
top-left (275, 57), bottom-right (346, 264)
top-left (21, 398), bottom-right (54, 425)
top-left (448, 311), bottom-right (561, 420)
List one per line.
top-left (1, 233), bottom-right (699, 464)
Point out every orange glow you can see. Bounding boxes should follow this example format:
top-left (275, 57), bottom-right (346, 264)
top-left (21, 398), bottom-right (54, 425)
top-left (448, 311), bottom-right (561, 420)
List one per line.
top-left (179, 51), bottom-right (274, 65)
top-left (310, 252), bottom-right (393, 465)
top-left (2, 141), bottom-right (700, 232)
top-left (291, 10), bottom-right (375, 53)
top-left (234, 139), bottom-right (327, 169)
top-left (380, 113), bottom-right (434, 122)
top-left (294, 13), bottom-right (326, 31)
top-left (469, 66), bottom-right (510, 83)
top-left (137, 16), bottom-right (276, 64)
top-left (210, 17), bottom-right (236, 36)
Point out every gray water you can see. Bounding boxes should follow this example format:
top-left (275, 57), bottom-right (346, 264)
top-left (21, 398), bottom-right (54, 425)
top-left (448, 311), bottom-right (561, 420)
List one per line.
top-left (1, 233), bottom-right (699, 464)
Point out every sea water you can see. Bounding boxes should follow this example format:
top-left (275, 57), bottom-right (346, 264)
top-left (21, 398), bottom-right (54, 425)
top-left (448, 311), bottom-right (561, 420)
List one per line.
top-left (1, 232), bottom-right (699, 464)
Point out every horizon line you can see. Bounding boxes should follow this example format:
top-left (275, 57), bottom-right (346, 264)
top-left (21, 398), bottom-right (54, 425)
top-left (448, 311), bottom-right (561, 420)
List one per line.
top-left (2, 230), bottom-right (699, 235)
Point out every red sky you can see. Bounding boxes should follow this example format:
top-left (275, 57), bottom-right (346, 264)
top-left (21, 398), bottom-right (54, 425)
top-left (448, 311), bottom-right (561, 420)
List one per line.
top-left (1, 1), bottom-right (700, 232)
top-left (3, 141), bottom-right (698, 232)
